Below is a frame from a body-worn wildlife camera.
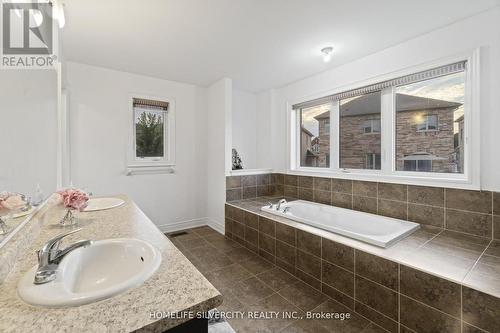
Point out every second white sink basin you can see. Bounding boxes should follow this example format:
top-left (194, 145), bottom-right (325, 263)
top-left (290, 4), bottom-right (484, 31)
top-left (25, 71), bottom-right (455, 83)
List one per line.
top-left (18, 238), bottom-right (162, 307)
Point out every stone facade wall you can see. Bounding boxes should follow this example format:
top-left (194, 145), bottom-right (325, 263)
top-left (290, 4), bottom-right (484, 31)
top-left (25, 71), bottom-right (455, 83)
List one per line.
top-left (396, 109), bottom-right (455, 172)
top-left (339, 115), bottom-right (381, 169)
top-left (315, 109), bottom-right (457, 171)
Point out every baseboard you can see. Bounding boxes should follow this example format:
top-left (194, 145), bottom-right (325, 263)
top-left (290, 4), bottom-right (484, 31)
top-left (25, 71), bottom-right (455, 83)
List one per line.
top-left (157, 217), bottom-right (225, 235)
top-left (206, 218), bottom-right (224, 234)
top-left (158, 218), bottom-right (209, 233)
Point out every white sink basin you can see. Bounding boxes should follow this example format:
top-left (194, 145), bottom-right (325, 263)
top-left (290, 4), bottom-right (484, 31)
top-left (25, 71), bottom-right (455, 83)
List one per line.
top-left (18, 238), bottom-right (162, 307)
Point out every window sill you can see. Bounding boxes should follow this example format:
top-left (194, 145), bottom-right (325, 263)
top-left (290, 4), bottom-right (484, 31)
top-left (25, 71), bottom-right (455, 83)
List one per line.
top-left (126, 165), bottom-right (175, 176)
top-left (229, 168), bottom-right (273, 176)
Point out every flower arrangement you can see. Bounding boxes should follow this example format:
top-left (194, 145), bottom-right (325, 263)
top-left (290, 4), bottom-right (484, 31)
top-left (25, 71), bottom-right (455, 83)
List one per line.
top-left (56, 188), bottom-right (90, 226)
top-left (0, 192), bottom-right (26, 214)
top-left (57, 188), bottom-right (90, 211)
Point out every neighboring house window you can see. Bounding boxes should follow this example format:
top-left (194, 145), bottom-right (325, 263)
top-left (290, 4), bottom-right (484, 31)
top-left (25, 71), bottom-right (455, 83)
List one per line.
top-left (403, 159), bottom-right (432, 172)
top-left (299, 102), bottom-right (331, 168)
top-left (128, 96), bottom-right (175, 172)
top-left (362, 119), bottom-right (381, 134)
top-left (365, 153), bottom-right (381, 169)
top-left (416, 115), bottom-right (438, 131)
top-left (291, 58), bottom-right (477, 187)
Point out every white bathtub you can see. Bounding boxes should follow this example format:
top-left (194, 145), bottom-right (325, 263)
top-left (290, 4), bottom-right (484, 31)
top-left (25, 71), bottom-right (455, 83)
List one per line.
top-left (261, 200), bottom-right (419, 248)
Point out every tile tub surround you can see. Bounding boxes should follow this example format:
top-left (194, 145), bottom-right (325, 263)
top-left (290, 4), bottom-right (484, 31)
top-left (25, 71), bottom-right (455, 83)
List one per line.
top-left (227, 173), bottom-right (500, 241)
top-left (226, 173), bottom-right (284, 201)
top-left (225, 199), bottom-right (500, 333)
top-left (0, 196), bottom-right (222, 333)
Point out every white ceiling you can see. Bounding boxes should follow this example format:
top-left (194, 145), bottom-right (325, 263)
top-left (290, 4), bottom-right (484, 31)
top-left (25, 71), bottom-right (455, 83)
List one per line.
top-left (62, 0), bottom-right (499, 92)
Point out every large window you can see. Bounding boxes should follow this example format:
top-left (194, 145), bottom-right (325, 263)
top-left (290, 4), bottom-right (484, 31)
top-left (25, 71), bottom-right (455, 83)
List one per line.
top-left (128, 96), bottom-right (175, 171)
top-left (291, 57), bottom-right (476, 186)
top-left (299, 102), bottom-right (331, 168)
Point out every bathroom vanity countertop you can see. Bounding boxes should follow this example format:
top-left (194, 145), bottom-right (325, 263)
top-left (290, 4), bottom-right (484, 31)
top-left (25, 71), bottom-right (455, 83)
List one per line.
top-left (227, 197), bottom-right (500, 299)
top-left (0, 195), bottom-right (223, 333)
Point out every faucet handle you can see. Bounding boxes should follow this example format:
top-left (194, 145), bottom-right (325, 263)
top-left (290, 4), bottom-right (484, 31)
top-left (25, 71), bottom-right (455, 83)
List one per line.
top-left (42, 228), bottom-right (83, 257)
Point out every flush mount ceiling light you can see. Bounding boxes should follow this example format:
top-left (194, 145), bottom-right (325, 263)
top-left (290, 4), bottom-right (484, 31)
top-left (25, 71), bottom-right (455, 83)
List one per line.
top-left (321, 46), bottom-right (334, 63)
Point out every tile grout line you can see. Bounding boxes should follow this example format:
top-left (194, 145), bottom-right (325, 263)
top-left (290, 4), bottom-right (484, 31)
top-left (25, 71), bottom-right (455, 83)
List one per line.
top-left (398, 263), bottom-right (401, 333)
top-left (460, 284), bottom-right (463, 333)
top-left (401, 293), bottom-right (462, 321)
top-left (353, 248), bottom-right (357, 313)
top-left (462, 238), bottom-right (493, 283)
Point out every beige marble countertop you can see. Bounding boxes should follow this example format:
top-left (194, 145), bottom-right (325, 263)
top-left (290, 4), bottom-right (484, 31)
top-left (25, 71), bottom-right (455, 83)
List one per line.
top-left (0, 195), bottom-right (222, 333)
top-left (227, 197), bottom-right (500, 299)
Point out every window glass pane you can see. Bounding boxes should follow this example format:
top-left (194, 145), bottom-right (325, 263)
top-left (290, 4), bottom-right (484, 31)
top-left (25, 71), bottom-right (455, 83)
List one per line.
top-left (396, 71), bottom-right (465, 173)
top-left (300, 103), bottom-right (331, 167)
top-left (134, 107), bottom-right (165, 158)
top-left (340, 91), bottom-right (381, 169)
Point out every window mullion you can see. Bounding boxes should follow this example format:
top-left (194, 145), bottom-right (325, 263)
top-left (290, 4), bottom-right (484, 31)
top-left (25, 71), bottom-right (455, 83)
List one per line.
top-left (331, 100), bottom-right (340, 170)
top-left (380, 87), bottom-right (394, 174)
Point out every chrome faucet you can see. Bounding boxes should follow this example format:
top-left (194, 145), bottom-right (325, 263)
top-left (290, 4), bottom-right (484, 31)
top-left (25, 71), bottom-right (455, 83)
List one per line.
top-left (276, 199), bottom-right (287, 211)
top-left (34, 228), bottom-right (92, 284)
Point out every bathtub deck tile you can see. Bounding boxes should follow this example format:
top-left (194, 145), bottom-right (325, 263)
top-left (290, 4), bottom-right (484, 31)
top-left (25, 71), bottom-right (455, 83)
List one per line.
top-left (225, 198), bottom-right (500, 299)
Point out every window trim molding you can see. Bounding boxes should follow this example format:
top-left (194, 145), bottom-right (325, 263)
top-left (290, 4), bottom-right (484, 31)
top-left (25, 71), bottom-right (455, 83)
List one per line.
top-left (127, 93), bottom-right (176, 172)
top-left (287, 49), bottom-right (481, 190)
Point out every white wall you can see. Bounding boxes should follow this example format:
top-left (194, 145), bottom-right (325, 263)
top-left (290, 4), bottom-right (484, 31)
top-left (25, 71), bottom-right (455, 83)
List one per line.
top-left (232, 89), bottom-right (257, 169)
top-left (65, 62), bottom-right (209, 228)
top-left (0, 70), bottom-right (58, 196)
top-left (270, 7), bottom-right (500, 190)
top-left (256, 89), bottom-right (277, 170)
top-left (206, 78), bottom-right (232, 230)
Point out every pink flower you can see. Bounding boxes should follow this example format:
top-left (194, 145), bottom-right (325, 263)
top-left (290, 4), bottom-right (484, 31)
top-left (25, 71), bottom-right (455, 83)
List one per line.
top-left (57, 189), bottom-right (89, 211)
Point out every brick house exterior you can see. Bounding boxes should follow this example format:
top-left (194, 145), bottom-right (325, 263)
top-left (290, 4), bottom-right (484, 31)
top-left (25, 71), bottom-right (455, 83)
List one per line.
top-left (313, 112), bottom-right (330, 167)
top-left (305, 92), bottom-right (462, 172)
top-left (300, 126), bottom-right (319, 167)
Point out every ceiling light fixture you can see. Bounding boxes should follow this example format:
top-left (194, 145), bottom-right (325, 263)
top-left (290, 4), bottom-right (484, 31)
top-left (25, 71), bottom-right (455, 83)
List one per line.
top-left (321, 46), bottom-right (333, 63)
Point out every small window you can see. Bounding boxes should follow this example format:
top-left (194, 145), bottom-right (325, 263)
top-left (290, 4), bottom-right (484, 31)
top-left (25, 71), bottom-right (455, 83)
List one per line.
top-left (134, 106), bottom-right (165, 159)
top-left (416, 115), bottom-right (438, 132)
top-left (362, 119), bottom-right (381, 134)
top-left (365, 153), bottom-right (381, 169)
top-left (403, 157), bottom-right (432, 172)
top-left (129, 96), bottom-right (175, 169)
top-left (299, 102), bottom-right (331, 168)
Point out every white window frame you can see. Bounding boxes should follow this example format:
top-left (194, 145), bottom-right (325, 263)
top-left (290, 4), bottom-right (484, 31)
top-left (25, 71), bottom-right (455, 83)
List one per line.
top-left (287, 49), bottom-right (480, 189)
top-left (127, 94), bottom-right (176, 174)
top-left (416, 114), bottom-right (438, 132)
top-left (365, 153), bottom-right (381, 170)
top-left (362, 119), bottom-right (381, 134)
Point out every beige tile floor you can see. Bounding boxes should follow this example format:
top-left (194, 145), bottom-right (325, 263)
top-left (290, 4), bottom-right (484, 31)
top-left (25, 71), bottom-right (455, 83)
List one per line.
top-left (166, 226), bottom-right (385, 333)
